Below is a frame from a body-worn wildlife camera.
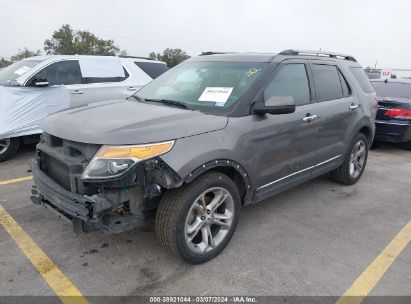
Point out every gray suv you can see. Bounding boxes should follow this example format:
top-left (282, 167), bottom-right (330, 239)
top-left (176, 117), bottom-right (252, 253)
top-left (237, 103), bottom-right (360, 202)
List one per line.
top-left (31, 50), bottom-right (376, 263)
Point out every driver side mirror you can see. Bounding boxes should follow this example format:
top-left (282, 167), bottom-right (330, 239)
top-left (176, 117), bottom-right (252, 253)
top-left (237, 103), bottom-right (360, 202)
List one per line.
top-left (252, 96), bottom-right (296, 115)
top-left (33, 78), bottom-right (49, 87)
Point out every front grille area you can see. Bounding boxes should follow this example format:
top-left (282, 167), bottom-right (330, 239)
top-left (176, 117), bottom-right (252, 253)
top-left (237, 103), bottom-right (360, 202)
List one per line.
top-left (37, 133), bottom-right (101, 194)
top-left (39, 152), bottom-right (71, 191)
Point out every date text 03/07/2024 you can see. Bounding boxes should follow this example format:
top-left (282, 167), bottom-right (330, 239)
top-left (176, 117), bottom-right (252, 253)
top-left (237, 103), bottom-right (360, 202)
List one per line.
top-left (149, 296), bottom-right (257, 303)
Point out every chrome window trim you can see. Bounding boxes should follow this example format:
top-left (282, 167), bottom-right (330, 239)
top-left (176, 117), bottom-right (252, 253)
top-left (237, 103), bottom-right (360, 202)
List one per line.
top-left (258, 155), bottom-right (342, 190)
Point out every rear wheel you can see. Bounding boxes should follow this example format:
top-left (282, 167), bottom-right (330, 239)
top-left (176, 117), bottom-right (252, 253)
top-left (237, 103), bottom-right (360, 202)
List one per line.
top-left (0, 138), bottom-right (20, 162)
top-left (155, 172), bottom-right (241, 264)
top-left (330, 133), bottom-right (368, 185)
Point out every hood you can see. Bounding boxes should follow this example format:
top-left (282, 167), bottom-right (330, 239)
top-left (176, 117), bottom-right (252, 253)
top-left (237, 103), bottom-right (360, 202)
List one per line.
top-left (40, 100), bottom-right (228, 145)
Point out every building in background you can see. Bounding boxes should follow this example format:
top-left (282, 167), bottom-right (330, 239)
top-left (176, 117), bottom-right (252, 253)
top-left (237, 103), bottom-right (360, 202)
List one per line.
top-left (365, 67), bottom-right (411, 80)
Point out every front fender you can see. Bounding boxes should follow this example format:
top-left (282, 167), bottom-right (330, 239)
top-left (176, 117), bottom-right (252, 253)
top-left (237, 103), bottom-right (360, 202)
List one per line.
top-left (160, 128), bottom-right (255, 184)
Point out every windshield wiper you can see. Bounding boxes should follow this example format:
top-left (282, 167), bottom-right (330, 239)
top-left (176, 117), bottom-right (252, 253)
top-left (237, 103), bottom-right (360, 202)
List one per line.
top-left (144, 98), bottom-right (191, 110)
top-left (128, 95), bottom-right (146, 102)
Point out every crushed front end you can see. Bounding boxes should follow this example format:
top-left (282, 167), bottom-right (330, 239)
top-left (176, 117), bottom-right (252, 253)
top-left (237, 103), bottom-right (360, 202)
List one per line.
top-left (30, 133), bottom-right (182, 234)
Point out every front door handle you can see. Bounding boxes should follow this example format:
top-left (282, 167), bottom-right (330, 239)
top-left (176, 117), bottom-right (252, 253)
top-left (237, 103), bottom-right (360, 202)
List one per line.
top-left (349, 104), bottom-right (359, 111)
top-left (71, 90), bottom-right (84, 95)
top-left (127, 86), bottom-right (139, 91)
top-left (302, 114), bottom-right (318, 122)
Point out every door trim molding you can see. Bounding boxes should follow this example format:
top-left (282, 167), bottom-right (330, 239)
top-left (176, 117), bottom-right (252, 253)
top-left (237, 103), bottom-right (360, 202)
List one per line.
top-left (257, 154), bottom-right (342, 190)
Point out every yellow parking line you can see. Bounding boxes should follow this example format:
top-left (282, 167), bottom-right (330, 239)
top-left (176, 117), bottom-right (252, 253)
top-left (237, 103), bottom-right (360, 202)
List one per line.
top-left (0, 176), bottom-right (33, 186)
top-left (336, 221), bottom-right (411, 304)
top-left (0, 204), bottom-right (89, 304)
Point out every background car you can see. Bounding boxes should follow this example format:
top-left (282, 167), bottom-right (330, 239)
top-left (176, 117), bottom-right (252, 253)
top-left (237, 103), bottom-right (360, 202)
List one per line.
top-left (0, 55), bottom-right (167, 162)
top-left (371, 79), bottom-right (411, 150)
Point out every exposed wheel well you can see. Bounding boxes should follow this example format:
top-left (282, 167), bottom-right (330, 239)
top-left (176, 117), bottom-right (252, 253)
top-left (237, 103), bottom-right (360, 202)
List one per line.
top-left (358, 126), bottom-right (372, 146)
top-left (212, 166), bottom-right (247, 204)
top-left (184, 161), bottom-right (252, 205)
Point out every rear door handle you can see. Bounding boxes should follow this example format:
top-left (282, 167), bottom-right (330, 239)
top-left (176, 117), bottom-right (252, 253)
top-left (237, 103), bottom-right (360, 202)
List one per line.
top-left (349, 104), bottom-right (359, 111)
top-left (302, 114), bottom-right (318, 122)
top-left (71, 90), bottom-right (84, 95)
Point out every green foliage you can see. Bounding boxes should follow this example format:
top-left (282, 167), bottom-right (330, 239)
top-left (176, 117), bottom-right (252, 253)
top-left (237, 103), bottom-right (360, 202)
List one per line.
top-left (10, 48), bottom-right (41, 62)
top-left (0, 48), bottom-right (41, 68)
top-left (118, 49), bottom-right (128, 56)
top-left (0, 58), bottom-right (11, 68)
top-left (44, 24), bottom-right (122, 55)
top-left (149, 48), bottom-right (190, 67)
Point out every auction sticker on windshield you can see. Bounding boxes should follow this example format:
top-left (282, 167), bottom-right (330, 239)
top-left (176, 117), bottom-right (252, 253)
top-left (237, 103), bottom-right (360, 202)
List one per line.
top-left (14, 66), bottom-right (31, 76)
top-left (198, 87), bottom-right (233, 104)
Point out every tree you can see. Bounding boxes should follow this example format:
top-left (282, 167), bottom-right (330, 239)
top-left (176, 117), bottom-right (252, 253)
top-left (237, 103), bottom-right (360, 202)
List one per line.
top-left (10, 48), bottom-right (41, 62)
top-left (118, 49), bottom-right (128, 56)
top-left (0, 48), bottom-right (41, 68)
top-left (0, 58), bottom-right (11, 68)
top-left (149, 48), bottom-right (190, 67)
top-left (44, 24), bottom-right (123, 56)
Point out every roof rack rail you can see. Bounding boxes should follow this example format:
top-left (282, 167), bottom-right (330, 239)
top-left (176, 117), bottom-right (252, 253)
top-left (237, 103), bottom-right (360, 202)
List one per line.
top-left (119, 55), bottom-right (155, 60)
top-left (278, 49), bottom-right (357, 62)
top-left (199, 51), bottom-right (236, 56)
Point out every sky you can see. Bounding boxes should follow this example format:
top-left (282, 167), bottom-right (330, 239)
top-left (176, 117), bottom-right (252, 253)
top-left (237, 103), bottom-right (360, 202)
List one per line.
top-left (0, 0), bottom-right (409, 69)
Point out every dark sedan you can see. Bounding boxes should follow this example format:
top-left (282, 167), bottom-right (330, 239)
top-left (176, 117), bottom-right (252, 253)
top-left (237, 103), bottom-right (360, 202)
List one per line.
top-left (371, 79), bottom-right (411, 150)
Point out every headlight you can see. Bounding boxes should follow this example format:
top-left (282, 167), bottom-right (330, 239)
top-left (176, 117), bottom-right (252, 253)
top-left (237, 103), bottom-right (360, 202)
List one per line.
top-left (81, 141), bottom-right (174, 180)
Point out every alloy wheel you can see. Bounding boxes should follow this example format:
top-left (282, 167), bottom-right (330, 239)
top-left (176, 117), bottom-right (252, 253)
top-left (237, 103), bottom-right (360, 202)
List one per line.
top-left (349, 139), bottom-right (366, 179)
top-left (184, 187), bottom-right (235, 253)
top-left (0, 138), bottom-right (10, 155)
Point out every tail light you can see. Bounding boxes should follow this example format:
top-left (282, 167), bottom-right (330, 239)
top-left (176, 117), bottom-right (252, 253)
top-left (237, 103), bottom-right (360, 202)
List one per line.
top-left (384, 108), bottom-right (411, 120)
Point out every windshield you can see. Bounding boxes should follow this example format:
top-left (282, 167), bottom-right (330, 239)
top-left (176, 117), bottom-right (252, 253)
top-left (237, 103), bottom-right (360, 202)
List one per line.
top-left (136, 61), bottom-right (267, 111)
top-left (0, 59), bottom-right (43, 86)
top-left (372, 81), bottom-right (411, 100)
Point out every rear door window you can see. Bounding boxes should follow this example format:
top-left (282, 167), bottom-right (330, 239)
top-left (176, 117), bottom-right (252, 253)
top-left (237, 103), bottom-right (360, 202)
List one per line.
top-left (264, 63), bottom-right (311, 106)
top-left (311, 64), bottom-right (343, 101)
top-left (350, 67), bottom-right (375, 93)
top-left (134, 62), bottom-right (168, 79)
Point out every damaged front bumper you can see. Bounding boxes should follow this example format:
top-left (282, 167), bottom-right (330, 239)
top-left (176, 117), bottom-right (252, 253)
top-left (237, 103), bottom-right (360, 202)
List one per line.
top-left (30, 134), bottom-right (182, 234)
top-left (30, 159), bottom-right (145, 234)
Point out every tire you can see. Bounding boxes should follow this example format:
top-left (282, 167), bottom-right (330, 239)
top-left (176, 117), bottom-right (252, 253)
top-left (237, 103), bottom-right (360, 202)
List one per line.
top-left (155, 171), bottom-right (241, 264)
top-left (0, 137), bottom-right (20, 163)
top-left (330, 133), bottom-right (368, 185)
top-left (403, 140), bottom-right (411, 151)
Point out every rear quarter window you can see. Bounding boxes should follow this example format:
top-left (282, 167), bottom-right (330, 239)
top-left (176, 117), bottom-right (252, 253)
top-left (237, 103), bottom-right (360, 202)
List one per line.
top-left (350, 67), bottom-right (375, 93)
top-left (134, 62), bottom-right (168, 79)
top-left (311, 64), bottom-right (343, 101)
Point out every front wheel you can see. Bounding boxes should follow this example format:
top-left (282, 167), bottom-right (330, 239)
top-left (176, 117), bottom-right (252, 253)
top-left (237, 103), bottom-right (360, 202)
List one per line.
top-left (155, 172), bottom-right (241, 264)
top-left (330, 133), bottom-right (368, 185)
top-left (0, 137), bottom-right (20, 162)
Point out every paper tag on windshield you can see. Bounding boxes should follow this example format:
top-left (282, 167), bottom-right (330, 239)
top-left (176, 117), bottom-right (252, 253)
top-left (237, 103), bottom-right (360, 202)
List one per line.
top-left (198, 87), bottom-right (233, 104)
top-left (14, 66), bottom-right (31, 76)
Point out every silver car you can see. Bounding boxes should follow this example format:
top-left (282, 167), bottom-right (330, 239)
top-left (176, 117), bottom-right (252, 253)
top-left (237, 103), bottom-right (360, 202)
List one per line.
top-left (31, 50), bottom-right (376, 263)
top-left (0, 55), bottom-right (167, 161)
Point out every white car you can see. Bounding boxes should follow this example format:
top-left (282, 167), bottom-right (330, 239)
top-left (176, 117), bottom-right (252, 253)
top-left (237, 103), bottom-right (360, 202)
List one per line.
top-left (0, 55), bottom-right (167, 161)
